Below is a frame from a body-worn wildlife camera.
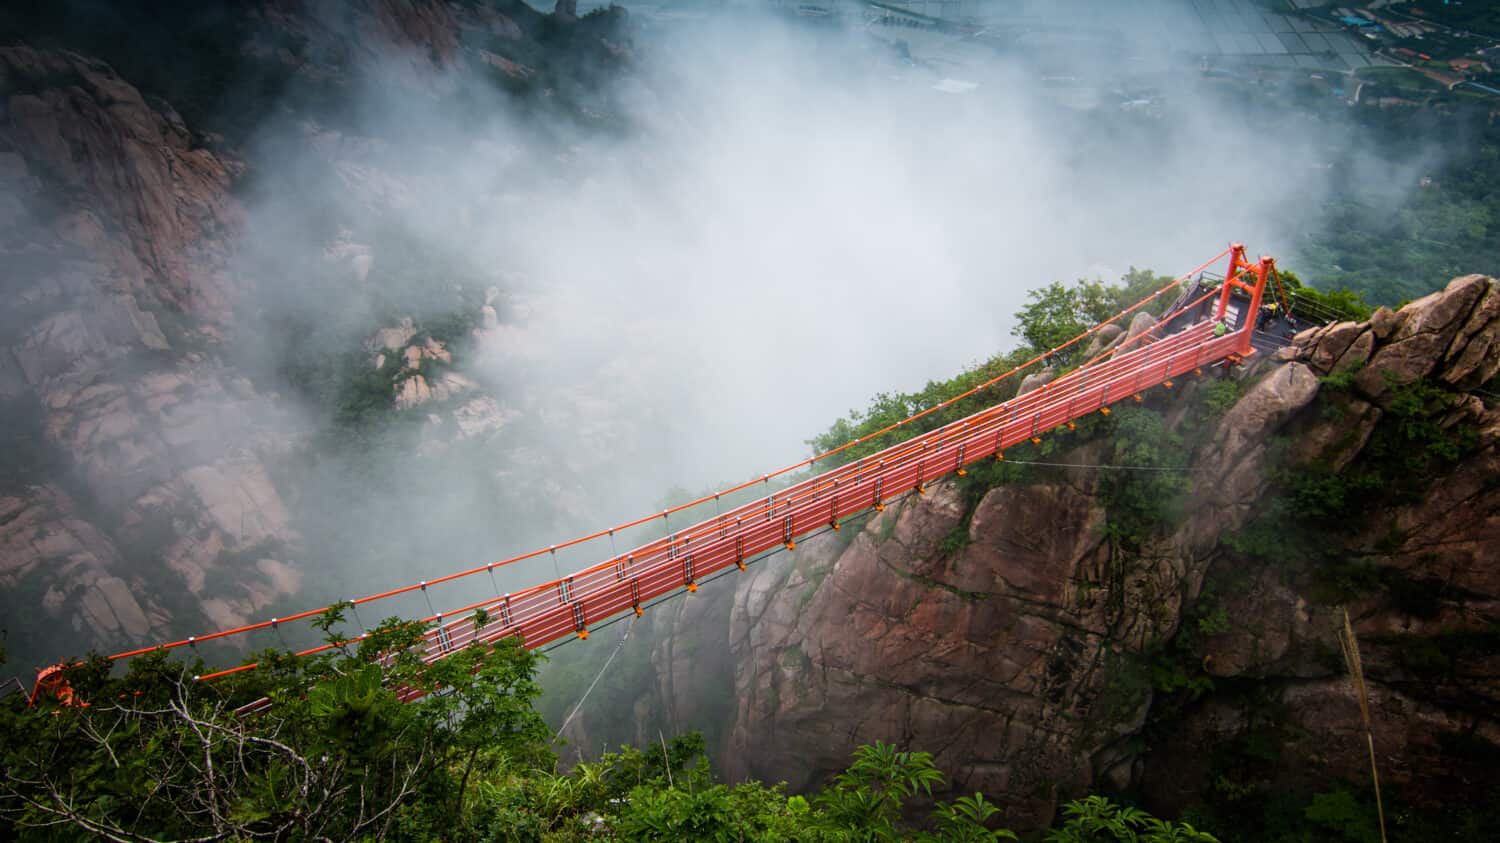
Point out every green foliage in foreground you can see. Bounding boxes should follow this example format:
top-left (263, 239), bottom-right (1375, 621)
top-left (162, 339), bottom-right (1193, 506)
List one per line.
top-left (0, 635), bottom-right (1216, 841)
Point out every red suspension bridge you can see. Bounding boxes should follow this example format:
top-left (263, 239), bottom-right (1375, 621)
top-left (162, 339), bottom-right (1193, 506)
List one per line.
top-left (33, 244), bottom-right (1299, 708)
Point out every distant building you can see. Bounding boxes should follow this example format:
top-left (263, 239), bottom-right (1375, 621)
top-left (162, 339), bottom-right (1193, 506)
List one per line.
top-left (1417, 68), bottom-right (1464, 89)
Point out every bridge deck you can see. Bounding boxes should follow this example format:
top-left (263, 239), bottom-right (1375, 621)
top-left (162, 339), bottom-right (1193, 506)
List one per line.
top-left (36, 244), bottom-right (1317, 713)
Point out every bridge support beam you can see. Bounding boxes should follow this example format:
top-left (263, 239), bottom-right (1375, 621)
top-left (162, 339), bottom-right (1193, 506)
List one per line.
top-left (1213, 243), bottom-right (1276, 356)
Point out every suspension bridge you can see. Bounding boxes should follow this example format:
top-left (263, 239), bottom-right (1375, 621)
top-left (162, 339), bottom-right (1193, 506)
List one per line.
top-left (31, 244), bottom-right (1313, 709)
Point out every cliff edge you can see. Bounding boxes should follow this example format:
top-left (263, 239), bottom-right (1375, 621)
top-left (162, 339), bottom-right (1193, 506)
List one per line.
top-left (705, 276), bottom-right (1500, 828)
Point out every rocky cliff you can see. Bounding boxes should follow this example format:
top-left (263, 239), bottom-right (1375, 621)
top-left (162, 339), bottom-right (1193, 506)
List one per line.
top-left (627, 276), bottom-right (1500, 829)
top-left (0, 43), bottom-right (301, 663)
top-left (0, 0), bottom-right (632, 670)
top-left (4, 4), bottom-right (1495, 832)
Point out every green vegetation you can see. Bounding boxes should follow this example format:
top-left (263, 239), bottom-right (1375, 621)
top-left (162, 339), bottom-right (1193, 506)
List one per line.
top-left (265, 217), bottom-right (492, 455)
top-left (807, 268), bottom-right (1181, 469)
top-left (1376, 621), bottom-right (1500, 681)
top-left (1354, 66), bottom-right (1450, 96)
top-left (1047, 796), bottom-right (1217, 843)
top-left (1227, 374), bottom-right (1479, 604)
top-left (803, 254), bottom-right (1500, 842)
top-left (1182, 738), bottom-right (1500, 843)
top-left (1095, 405), bottom-right (1190, 552)
top-left (805, 346), bottom-right (1032, 469)
top-left (0, 0), bottom-right (634, 143)
top-left (1137, 584), bottom-right (1229, 707)
top-left (807, 262), bottom-right (1363, 483)
top-left (1012, 269), bottom-right (1179, 366)
top-left (1277, 270), bottom-right (1373, 324)
top-left (0, 634), bottom-right (1217, 841)
top-left (1191, 26), bottom-right (1500, 309)
top-left (1161, 370), bottom-right (1499, 842)
top-left (1294, 101), bottom-right (1500, 306)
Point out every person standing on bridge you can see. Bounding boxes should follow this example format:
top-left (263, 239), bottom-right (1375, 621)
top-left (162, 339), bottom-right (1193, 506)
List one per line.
top-left (1259, 301), bottom-right (1280, 330)
top-left (1213, 319), bottom-right (1229, 337)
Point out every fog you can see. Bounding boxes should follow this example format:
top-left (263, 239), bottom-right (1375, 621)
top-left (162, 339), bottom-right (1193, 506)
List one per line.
top-left (0, 2), bottom-right (1392, 666)
top-left (479, 22), bottom-right (1306, 490)
top-left (237, 7), bottom-right (1342, 571)
top-left (0, 0), bottom-right (1444, 741)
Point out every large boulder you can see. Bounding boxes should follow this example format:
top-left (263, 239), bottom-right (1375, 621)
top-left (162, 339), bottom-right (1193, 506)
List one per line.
top-left (1123, 311), bottom-right (1158, 343)
top-left (1354, 275), bottom-right (1492, 402)
top-left (1302, 321), bottom-right (1370, 375)
top-left (1439, 276), bottom-right (1500, 390)
top-left (1082, 324), bottom-right (1124, 359)
top-left (1206, 361), bottom-right (1320, 471)
top-left (1016, 367), bottom-right (1057, 396)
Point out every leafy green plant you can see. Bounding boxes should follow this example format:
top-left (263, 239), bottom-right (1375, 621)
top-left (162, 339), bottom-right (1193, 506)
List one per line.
top-left (1303, 789), bottom-right (1384, 843)
top-left (1046, 795), bottom-right (1220, 842)
top-left (814, 741), bottom-right (945, 838)
top-left (939, 523), bottom-right (972, 556)
top-left (2, 638), bottom-right (1232, 842)
top-left (1197, 379), bottom-right (1244, 420)
top-left (1013, 269), bottom-right (1177, 366)
top-left (1319, 363), bottom-right (1363, 391)
top-left (1096, 406), bottom-right (1189, 552)
top-left (931, 793), bottom-right (1020, 842)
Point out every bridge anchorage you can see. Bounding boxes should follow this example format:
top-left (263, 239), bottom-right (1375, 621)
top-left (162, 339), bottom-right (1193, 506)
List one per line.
top-left (30, 244), bottom-right (1323, 712)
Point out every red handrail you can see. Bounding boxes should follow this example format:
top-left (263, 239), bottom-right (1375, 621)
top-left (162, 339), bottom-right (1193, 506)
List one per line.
top-left (91, 245), bottom-right (1274, 698)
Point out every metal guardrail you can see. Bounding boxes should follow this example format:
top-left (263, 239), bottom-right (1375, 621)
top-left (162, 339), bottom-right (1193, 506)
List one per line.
top-left (54, 245), bottom-right (1280, 715)
top-left (0, 676), bottom-right (26, 701)
top-left (1286, 290), bottom-right (1362, 325)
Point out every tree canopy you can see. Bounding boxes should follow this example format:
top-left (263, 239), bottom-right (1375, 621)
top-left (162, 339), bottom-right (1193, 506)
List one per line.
top-left (0, 626), bottom-right (1219, 842)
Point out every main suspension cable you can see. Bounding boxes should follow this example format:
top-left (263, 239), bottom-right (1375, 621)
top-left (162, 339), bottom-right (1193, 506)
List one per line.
top-left (101, 246), bottom-right (1236, 667)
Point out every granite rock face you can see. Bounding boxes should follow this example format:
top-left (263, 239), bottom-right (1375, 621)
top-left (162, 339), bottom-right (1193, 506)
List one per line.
top-left (1, 1), bottom-right (635, 667)
top-left (694, 278), bottom-right (1500, 827)
top-left (0, 46), bottom-right (301, 660)
top-left (0, 484), bottom-right (158, 644)
top-left (0, 46), bottom-right (241, 327)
